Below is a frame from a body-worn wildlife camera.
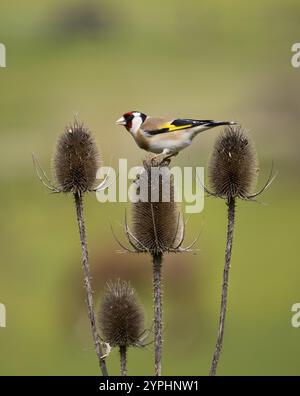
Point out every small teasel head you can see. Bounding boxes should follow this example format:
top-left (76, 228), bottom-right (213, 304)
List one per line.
top-left (130, 155), bottom-right (185, 254)
top-left (209, 126), bottom-right (258, 200)
top-left (99, 280), bottom-right (145, 348)
top-left (53, 120), bottom-right (100, 193)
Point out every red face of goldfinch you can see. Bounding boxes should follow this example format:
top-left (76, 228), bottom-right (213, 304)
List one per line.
top-left (116, 111), bottom-right (147, 133)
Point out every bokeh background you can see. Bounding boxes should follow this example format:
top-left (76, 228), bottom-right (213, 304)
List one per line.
top-left (0, 0), bottom-right (299, 376)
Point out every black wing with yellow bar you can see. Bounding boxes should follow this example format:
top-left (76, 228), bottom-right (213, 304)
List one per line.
top-left (145, 119), bottom-right (215, 136)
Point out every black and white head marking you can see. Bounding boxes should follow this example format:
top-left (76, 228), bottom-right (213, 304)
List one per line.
top-left (123, 111), bottom-right (147, 134)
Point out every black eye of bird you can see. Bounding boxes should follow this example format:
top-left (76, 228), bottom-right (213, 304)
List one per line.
top-left (125, 114), bottom-right (134, 122)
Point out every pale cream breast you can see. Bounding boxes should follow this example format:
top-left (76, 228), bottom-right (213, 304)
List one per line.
top-left (148, 130), bottom-right (192, 153)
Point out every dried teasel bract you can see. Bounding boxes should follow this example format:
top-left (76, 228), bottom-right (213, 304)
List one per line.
top-left (53, 120), bottom-right (100, 193)
top-left (132, 157), bottom-right (183, 254)
top-left (209, 126), bottom-right (257, 200)
top-left (117, 155), bottom-right (196, 255)
top-left (207, 125), bottom-right (275, 201)
top-left (33, 119), bottom-right (108, 194)
top-left (99, 280), bottom-right (145, 348)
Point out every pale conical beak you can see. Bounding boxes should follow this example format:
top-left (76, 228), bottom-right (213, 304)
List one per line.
top-left (116, 117), bottom-right (126, 126)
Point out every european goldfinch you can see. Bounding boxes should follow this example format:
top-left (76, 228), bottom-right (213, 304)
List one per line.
top-left (116, 111), bottom-right (236, 159)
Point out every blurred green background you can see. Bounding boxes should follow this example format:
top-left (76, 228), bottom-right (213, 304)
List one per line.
top-left (0, 0), bottom-right (300, 376)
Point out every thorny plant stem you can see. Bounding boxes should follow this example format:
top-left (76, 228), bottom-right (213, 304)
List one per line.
top-left (152, 253), bottom-right (163, 376)
top-left (210, 197), bottom-right (236, 376)
top-left (119, 346), bottom-right (127, 376)
top-left (74, 191), bottom-right (109, 376)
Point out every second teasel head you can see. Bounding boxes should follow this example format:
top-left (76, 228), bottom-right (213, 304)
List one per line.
top-left (209, 126), bottom-right (258, 200)
top-left (129, 156), bottom-right (185, 255)
top-left (53, 120), bottom-right (100, 193)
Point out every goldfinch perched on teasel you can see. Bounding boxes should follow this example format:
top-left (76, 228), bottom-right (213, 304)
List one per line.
top-left (116, 111), bottom-right (236, 160)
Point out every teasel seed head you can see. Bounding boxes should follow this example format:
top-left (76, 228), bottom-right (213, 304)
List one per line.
top-left (99, 280), bottom-right (145, 348)
top-left (129, 156), bottom-right (184, 255)
top-left (53, 120), bottom-right (100, 193)
top-left (209, 126), bottom-right (258, 200)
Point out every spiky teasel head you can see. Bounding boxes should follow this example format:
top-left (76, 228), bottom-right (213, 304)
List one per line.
top-left (99, 280), bottom-right (145, 348)
top-left (128, 155), bottom-right (184, 255)
top-left (209, 126), bottom-right (258, 201)
top-left (53, 120), bottom-right (100, 193)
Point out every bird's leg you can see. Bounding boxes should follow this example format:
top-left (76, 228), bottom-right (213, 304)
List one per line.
top-left (156, 150), bottom-right (178, 165)
top-left (150, 150), bottom-right (177, 165)
top-left (149, 151), bottom-right (166, 164)
top-left (163, 151), bottom-right (178, 162)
